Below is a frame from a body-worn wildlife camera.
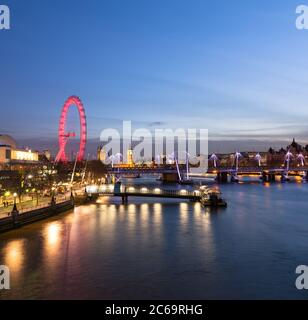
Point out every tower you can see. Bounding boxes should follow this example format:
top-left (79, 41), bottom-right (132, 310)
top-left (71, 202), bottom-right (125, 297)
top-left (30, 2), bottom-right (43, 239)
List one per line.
top-left (97, 146), bottom-right (107, 162)
top-left (127, 148), bottom-right (134, 166)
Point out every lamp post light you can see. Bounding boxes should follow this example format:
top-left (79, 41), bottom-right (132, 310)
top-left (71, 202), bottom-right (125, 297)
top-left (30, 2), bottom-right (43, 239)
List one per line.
top-left (4, 191), bottom-right (10, 203)
top-left (51, 187), bottom-right (56, 206)
top-left (13, 193), bottom-right (17, 205)
top-left (11, 192), bottom-right (19, 217)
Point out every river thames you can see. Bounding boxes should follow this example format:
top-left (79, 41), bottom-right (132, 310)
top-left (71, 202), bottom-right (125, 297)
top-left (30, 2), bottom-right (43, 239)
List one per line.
top-left (1, 179), bottom-right (308, 300)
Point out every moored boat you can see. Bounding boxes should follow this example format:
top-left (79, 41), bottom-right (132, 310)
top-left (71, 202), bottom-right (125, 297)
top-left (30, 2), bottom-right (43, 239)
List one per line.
top-left (201, 191), bottom-right (227, 207)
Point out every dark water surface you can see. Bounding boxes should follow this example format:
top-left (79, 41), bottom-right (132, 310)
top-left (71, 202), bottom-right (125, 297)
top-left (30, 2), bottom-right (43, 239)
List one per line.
top-left (1, 181), bottom-right (308, 300)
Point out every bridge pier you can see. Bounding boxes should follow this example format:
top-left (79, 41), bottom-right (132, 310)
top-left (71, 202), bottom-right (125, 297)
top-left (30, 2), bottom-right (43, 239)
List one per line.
top-left (161, 173), bottom-right (179, 183)
top-left (262, 172), bottom-right (276, 182)
top-left (216, 172), bottom-right (228, 183)
top-left (269, 173), bottom-right (276, 182)
top-left (121, 194), bottom-right (128, 204)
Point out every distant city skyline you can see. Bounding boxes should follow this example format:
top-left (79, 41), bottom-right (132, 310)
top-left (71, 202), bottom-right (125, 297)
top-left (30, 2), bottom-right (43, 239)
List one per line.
top-left (1, 0), bottom-right (308, 154)
top-left (9, 136), bottom-right (306, 160)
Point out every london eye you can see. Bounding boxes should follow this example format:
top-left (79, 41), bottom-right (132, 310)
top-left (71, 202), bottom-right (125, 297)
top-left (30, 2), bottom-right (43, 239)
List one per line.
top-left (55, 96), bottom-right (87, 162)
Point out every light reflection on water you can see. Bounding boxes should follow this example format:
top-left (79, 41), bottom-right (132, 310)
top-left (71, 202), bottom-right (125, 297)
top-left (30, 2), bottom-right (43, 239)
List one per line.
top-left (45, 223), bottom-right (61, 251)
top-left (4, 240), bottom-right (25, 276)
top-left (0, 181), bottom-right (308, 299)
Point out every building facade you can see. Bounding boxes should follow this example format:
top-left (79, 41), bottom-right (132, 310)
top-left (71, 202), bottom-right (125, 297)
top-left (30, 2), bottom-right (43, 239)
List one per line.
top-left (0, 135), bottom-right (39, 170)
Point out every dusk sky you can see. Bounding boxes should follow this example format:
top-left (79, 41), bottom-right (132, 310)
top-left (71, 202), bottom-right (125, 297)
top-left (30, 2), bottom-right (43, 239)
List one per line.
top-left (1, 0), bottom-right (308, 154)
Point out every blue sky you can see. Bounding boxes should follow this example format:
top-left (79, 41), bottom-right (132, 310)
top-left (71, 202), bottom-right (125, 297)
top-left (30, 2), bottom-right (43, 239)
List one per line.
top-left (1, 0), bottom-right (308, 153)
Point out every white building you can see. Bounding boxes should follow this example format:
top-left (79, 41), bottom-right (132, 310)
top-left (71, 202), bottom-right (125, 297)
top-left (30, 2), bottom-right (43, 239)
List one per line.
top-left (0, 135), bottom-right (39, 169)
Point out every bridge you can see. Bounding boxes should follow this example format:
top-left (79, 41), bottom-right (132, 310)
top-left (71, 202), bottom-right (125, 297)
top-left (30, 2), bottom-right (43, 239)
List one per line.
top-left (105, 165), bottom-right (308, 183)
top-left (107, 164), bottom-right (308, 182)
top-left (102, 148), bottom-right (308, 184)
top-left (207, 166), bottom-right (308, 182)
top-left (206, 150), bottom-right (308, 182)
top-left (86, 184), bottom-right (203, 203)
top-left (207, 166), bottom-right (308, 173)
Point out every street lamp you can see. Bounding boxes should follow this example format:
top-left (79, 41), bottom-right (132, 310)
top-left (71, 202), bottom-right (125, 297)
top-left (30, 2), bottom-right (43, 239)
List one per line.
top-left (51, 187), bottom-right (56, 206)
top-left (12, 192), bottom-right (19, 215)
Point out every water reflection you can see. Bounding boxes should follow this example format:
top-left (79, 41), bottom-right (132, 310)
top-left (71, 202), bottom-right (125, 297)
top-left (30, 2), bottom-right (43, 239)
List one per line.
top-left (128, 204), bottom-right (136, 214)
top-left (152, 203), bottom-right (163, 238)
top-left (140, 203), bottom-right (150, 231)
top-left (45, 222), bottom-right (61, 249)
top-left (180, 202), bottom-right (189, 230)
top-left (140, 203), bottom-right (149, 214)
top-left (127, 204), bottom-right (137, 219)
top-left (4, 240), bottom-right (25, 275)
top-left (153, 203), bottom-right (162, 215)
top-left (1, 182), bottom-right (308, 299)
top-left (193, 202), bottom-right (202, 215)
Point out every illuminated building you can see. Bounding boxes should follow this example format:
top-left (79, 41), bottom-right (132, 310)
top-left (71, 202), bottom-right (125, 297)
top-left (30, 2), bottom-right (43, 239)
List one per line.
top-left (97, 146), bottom-right (107, 162)
top-left (127, 148), bottom-right (134, 166)
top-left (11, 149), bottom-right (39, 162)
top-left (0, 134), bottom-right (39, 169)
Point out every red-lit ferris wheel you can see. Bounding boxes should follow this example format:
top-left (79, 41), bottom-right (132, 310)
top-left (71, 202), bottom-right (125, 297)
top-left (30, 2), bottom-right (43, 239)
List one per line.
top-left (55, 96), bottom-right (87, 163)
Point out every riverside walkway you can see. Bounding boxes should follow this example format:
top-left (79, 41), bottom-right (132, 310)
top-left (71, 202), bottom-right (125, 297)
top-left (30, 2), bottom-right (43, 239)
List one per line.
top-left (0, 194), bottom-right (71, 220)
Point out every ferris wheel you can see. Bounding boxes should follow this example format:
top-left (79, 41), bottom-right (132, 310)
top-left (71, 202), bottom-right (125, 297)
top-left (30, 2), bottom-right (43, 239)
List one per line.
top-left (55, 96), bottom-right (87, 163)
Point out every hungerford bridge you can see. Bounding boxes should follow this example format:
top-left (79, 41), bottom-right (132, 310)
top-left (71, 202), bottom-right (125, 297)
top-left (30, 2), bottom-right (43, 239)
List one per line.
top-left (104, 151), bottom-right (308, 183)
top-left (207, 151), bottom-right (308, 182)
